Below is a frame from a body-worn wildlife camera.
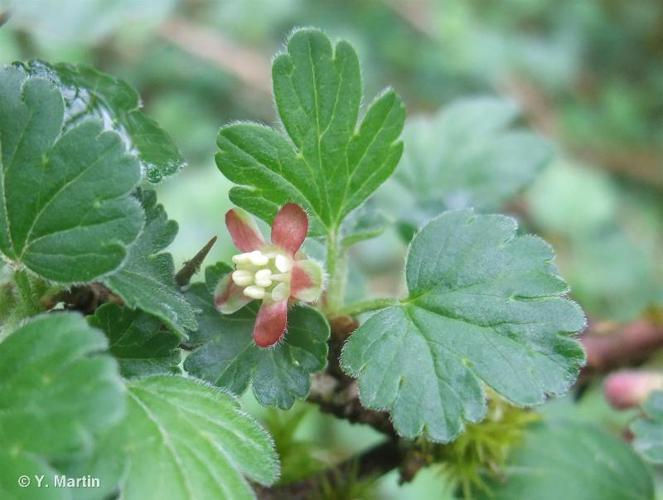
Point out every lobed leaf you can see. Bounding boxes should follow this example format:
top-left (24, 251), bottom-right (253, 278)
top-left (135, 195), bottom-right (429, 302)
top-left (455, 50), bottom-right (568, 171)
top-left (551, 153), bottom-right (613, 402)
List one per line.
top-left (22, 60), bottom-right (185, 182)
top-left (89, 303), bottom-right (182, 378)
top-left (0, 64), bottom-right (143, 283)
top-left (341, 209), bottom-right (586, 442)
top-left (103, 190), bottom-right (197, 335)
top-left (480, 420), bottom-right (654, 500)
top-left (216, 28), bottom-right (405, 235)
top-left (0, 313), bottom-right (125, 495)
top-left (86, 375), bottom-right (279, 500)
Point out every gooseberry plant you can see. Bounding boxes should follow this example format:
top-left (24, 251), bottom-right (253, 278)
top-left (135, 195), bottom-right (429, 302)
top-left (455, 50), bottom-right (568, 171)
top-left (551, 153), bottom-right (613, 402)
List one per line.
top-left (1, 28), bottom-right (653, 500)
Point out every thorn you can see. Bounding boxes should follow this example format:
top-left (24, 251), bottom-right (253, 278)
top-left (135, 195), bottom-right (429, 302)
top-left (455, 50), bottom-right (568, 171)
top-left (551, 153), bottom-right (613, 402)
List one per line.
top-left (175, 236), bottom-right (217, 287)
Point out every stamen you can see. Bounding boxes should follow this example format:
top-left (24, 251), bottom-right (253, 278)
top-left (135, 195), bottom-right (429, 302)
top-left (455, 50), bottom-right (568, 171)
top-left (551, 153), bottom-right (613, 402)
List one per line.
top-left (243, 285), bottom-right (266, 299)
top-left (275, 254), bottom-right (293, 273)
top-left (254, 269), bottom-right (273, 287)
top-left (232, 253), bottom-right (251, 265)
top-left (231, 270), bottom-right (253, 286)
top-left (249, 250), bottom-right (269, 266)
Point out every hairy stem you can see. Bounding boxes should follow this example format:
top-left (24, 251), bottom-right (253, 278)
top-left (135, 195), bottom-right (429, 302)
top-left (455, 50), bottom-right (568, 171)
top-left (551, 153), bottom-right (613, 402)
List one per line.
top-left (13, 268), bottom-right (41, 315)
top-left (336, 297), bottom-right (399, 318)
top-left (324, 228), bottom-right (348, 315)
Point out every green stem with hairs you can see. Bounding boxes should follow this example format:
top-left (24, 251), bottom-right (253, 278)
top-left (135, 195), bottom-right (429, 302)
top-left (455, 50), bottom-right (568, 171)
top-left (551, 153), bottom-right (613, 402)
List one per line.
top-left (336, 297), bottom-right (399, 318)
top-left (13, 268), bottom-right (42, 315)
top-left (324, 228), bottom-right (348, 315)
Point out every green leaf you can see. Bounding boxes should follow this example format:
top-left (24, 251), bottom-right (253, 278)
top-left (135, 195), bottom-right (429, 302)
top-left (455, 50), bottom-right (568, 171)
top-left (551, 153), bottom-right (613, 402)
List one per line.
top-left (377, 97), bottom-right (551, 232)
top-left (216, 28), bottom-right (405, 235)
top-left (184, 280), bottom-right (330, 409)
top-left (89, 303), bottom-right (182, 378)
top-left (0, 451), bottom-right (67, 500)
top-left (0, 313), bottom-right (125, 497)
top-left (341, 209), bottom-right (585, 442)
top-left (632, 391), bottom-right (663, 463)
top-left (480, 420), bottom-right (654, 500)
top-left (103, 190), bottom-right (197, 335)
top-left (89, 375), bottom-right (279, 499)
top-left (0, 64), bottom-right (143, 283)
top-left (0, 312), bottom-right (125, 454)
top-left (23, 60), bottom-right (185, 183)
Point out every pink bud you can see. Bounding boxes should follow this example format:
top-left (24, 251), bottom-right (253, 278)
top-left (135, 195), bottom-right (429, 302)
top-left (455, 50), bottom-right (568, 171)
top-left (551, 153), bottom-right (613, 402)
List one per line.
top-left (604, 371), bottom-right (663, 409)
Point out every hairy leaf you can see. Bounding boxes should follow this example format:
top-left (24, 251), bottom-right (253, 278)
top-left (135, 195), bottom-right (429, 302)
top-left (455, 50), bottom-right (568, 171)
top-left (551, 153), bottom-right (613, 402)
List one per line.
top-left (216, 28), bottom-right (405, 235)
top-left (0, 64), bottom-right (143, 282)
top-left (23, 60), bottom-right (185, 182)
top-left (341, 209), bottom-right (585, 442)
top-left (480, 420), bottom-right (654, 500)
top-left (0, 313), bottom-right (125, 496)
top-left (0, 452), bottom-right (67, 500)
top-left (0, 313), bottom-right (125, 453)
top-left (378, 97), bottom-right (551, 234)
top-left (103, 190), bottom-right (197, 335)
top-left (91, 375), bottom-right (279, 499)
top-left (184, 276), bottom-right (329, 409)
top-left (89, 303), bottom-right (181, 378)
top-left (632, 391), bottom-right (663, 464)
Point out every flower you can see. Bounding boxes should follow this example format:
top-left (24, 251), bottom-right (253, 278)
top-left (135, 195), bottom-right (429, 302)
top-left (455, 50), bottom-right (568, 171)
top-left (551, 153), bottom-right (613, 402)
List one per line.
top-left (215, 203), bottom-right (324, 348)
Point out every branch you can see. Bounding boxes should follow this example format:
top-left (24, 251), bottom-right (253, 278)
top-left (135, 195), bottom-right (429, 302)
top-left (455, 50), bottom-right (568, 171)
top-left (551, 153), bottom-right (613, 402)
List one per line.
top-left (307, 315), bottom-right (398, 438)
top-left (256, 439), bottom-right (406, 500)
top-left (158, 18), bottom-right (271, 95)
top-left (580, 317), bottom-right (663, 378)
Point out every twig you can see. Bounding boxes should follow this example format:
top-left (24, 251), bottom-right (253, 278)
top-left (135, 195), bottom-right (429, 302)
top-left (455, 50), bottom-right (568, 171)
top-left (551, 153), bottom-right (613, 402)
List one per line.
top-left (255, 439), bottom-right (405, 500)
top-left (580, 317), bottom-right (663, 379)
top-left (158, 18), bottom-right (272, 95)
top-left (45, 283), bottom-right (123, 315)
top-left (175, 236), bottom-right (217, 287)
top-left (308, 374), bottom-right (397, 438)
top-left (308, 315), bottom-right (398, 437)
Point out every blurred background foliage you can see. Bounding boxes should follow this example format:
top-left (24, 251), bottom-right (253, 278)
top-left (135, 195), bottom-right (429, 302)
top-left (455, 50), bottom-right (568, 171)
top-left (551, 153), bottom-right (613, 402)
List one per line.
top-left (1, 0), bottom-right (662, 497)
